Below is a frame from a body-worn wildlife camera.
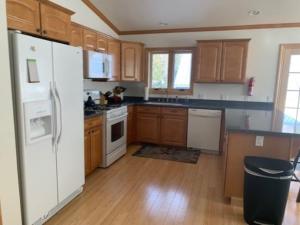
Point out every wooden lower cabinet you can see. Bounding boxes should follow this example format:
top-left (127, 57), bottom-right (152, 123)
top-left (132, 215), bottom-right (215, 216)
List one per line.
top-left (127, 105), bottom-right (135, 145)
top-left (224, 132), bottom-right (293, 199)
top-left (90, 127), bottom-right (102, 170)
top-left (137, 112), bottom-right (160, 144)
top-left (84, 130), bottom-right (92, 176)
top-left (136, 106), bottom-right (187, 146)
top-left (160, 115), bottom-right (187, 146)
top-left (84, 117), bottom-right (103, 176)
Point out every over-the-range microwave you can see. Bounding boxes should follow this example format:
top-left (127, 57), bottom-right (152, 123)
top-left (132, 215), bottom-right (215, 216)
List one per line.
top-left (83, 50), bottom-right (112, 80)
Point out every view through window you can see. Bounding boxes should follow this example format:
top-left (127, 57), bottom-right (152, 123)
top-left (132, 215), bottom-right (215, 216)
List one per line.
top-left (149, 48), bottom-right (194, 94)
top-left (284, 54), bottom-right (300, 129)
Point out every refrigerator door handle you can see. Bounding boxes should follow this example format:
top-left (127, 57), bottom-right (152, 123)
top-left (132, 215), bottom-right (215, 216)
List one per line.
top-left (50, 82), bottom-right (58, 149)
top-left (54, 82), bottom-right (63, 146)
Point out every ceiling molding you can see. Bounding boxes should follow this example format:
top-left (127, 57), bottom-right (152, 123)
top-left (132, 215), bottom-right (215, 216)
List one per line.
top-left (80, 1), bottom-right (300, 36)
top-left (81, 0), bottom-right (120, 34)
top-left (119, 23), bottom-right (300, 35)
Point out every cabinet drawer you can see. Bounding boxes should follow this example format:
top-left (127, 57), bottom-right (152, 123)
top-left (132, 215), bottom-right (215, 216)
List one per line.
top-left (85, 116), bottom-right (102, 130)
top-left (137, 106), bottom-right (160, 114)
top-left (161, 107), bottom-right (187, 116)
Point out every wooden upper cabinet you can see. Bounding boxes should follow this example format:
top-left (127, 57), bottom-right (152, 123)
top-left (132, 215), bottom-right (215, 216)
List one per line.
top-left (83, 29), bottom-right (97, 51)
top-left (121, 42), bottom-right (144, 82)
top-left (107, 39), bottom-right (121, 81)
top-left (40, 1), bottom-right (72, 43)
top-left (6, 0), bottom-right (41, 35)
top-left (221, 40), bottom-right (249, 83)
top-left (70, 23), bottom-right (83, 47)
top-left (7, 0), bottom-right (74, 43)
top-left (195, 39), bottom-right (249, 83)
top-left (96, 34), bottom-right (108, 52)
top-left (195, 41), bottom-right (222, 82)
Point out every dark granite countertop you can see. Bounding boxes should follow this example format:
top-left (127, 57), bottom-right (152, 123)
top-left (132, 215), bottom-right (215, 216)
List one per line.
top-left (225, 108), bottom-right (300, 136)
top-left (84, 97), bottom-right (300, 137)
top-left (84, 111), bottom-right (104, 119)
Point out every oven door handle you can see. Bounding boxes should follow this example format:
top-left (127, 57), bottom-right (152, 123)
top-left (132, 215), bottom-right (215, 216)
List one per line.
top-left (107, 113), bottom-right (128, 122)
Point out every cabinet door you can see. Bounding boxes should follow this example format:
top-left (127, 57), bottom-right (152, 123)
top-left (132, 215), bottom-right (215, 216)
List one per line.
top-left (90, 126), bottom-right (102, 171)
top-left (221, 40), bottom-right (249, 83)
top-left (160, 115), bottom-right (187, 146)
top-left (96, 34), bottom-right (108, 52)
top-left (83, 29), bottom-right (97, 51)
top-left (136, 113), bottom-right (160, 144)
top-left (6, 0), bottom-right (41, 35)
top-left (40, 3), bottom-right (71, 42)
top-left (195, 41), bottom-right (222, 82)
top-left (121, 42), bottom-right (143, 81)
top-left (70, 23), bottom-right (83, 47)
top-left (107, 39), bottom-right (121, 81)
top-left (84, 130), bottom-right (92, 176)
top-left (127, 106), bottom-right (135, 145)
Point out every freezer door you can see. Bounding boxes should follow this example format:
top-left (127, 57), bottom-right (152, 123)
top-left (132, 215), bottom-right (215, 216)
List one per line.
top-left (52, 42), bottom-right (85, 203)
top-left (10, 33), bottom-right (58, 224)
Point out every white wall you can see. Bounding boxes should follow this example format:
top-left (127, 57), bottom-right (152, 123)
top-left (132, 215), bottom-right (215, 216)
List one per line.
top-left (52, 0), bottom-right (119, 38)
top-left (0, 1), bottom-right (22, 225)
top-left (121, 28), bottom-right (300, 102)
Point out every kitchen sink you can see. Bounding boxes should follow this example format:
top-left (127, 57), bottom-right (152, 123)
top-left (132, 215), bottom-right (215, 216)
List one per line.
top-left (144, 102), bottom-right (184, 106)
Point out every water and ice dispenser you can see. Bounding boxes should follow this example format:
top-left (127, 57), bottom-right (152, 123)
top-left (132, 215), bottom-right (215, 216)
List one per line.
top-left (24, 100), bottom-right (53, 144)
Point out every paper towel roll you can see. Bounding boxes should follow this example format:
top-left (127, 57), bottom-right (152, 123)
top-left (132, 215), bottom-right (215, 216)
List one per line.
top-left (144, 87), bottom-right (149, 101)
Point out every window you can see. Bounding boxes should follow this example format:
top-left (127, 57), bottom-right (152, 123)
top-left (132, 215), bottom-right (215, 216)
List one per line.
top-left (275, 45), bottom-right (300, 130)
top-left (283, 54), bottom-right (300, 128)
top-left (149, 48), bottom-right (194, 94)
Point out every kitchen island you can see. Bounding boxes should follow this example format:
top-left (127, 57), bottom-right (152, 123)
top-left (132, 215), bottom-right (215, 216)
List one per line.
top-left (224, 108), bottom-right (300, 202)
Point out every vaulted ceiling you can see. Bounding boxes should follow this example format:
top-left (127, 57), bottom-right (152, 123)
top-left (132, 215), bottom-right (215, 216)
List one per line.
top-left (90, 0), bottom-right (300, 32)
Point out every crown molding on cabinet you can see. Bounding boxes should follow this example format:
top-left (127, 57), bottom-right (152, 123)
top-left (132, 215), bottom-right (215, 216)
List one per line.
top-left (81, 0), bottom-right (120, 34)
top-left (40, 0), bottom-right (75, 15)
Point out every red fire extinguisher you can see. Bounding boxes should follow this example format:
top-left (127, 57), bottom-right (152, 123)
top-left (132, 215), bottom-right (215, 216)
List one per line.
top-left (248, 77), bottom-right (255, 96)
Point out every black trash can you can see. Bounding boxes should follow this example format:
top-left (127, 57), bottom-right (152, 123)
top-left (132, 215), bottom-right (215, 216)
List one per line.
top-left (244, 156), bottom-right (294, 225)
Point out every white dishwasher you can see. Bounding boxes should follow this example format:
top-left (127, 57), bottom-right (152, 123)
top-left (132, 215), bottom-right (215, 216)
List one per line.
top-left (187, 109), bottom-right (222, 153)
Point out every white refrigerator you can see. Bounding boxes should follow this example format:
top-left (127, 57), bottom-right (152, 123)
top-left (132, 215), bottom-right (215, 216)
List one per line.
top-left (9, 32), bottom-right (84, 225)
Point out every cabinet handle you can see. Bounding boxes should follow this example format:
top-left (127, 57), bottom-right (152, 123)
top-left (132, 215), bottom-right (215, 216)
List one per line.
top-left (43, 30), bottom-right (47, 35)
top-left (36, 28), bottom-right (41, 33)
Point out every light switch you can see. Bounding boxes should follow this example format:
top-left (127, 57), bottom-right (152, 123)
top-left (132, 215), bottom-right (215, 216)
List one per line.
top-left (255, 136), bottom-right (264, 147)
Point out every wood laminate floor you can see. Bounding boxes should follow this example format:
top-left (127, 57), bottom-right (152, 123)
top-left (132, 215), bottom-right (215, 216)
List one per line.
top-left (46, 145), bottom-right (300, 225)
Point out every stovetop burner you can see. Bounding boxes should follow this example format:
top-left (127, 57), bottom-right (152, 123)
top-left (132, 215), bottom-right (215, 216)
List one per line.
top-left (84, 104), bottom-right (123, 115)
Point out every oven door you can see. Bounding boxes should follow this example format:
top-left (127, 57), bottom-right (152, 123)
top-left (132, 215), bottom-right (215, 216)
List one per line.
top-left (106, 114), bottom-right (127, 154)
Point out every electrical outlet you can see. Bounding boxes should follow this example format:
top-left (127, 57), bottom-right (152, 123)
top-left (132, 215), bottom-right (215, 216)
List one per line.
top-left (255, 136), bottom-right (264, 147)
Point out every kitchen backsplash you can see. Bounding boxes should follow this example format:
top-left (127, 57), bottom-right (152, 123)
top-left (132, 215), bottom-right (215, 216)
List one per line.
top-left (84, 79), bottom-right (120, 93)
top-left (84, 80), bottom-right (272, 103)
top-left (120, 82), bottom-right (272, 103)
